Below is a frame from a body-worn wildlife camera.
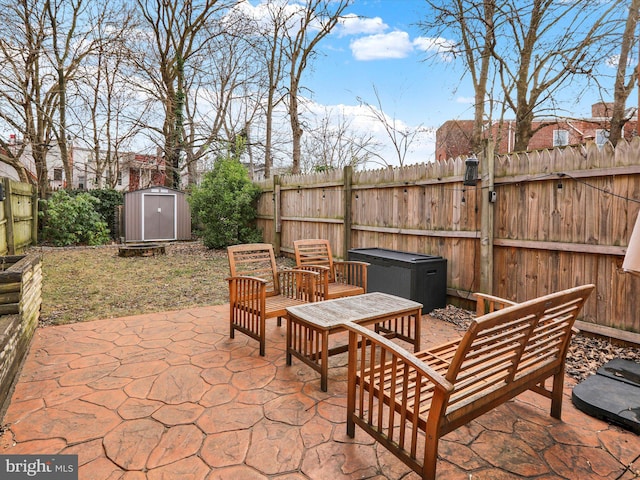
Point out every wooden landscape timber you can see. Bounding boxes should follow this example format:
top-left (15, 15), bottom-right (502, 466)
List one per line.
top-left (0, 254), bottom-right (42, 416)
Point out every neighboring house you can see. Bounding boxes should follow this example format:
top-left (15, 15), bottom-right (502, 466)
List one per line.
top-left (0, 138), bottom-right (167, 192)
top-left (435, 102), bottom-right (639, 160)
top-left (120, 152), bottom-right (167, 191)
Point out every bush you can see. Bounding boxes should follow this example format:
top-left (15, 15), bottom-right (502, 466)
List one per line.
top-left (83, 189), bottom-right (123, 239)
top-left (40, 190), bottom-right (111, 246)
top-left (188, 158), bottom-right (263, 249)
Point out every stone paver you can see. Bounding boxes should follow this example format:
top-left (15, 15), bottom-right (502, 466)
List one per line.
top-left (0, 303), bottom-right (638, 479)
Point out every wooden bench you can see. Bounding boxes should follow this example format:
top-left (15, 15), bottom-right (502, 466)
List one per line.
top-left (293, 239), bottom-right (368, 300)
top-left (344, 284), bottom-right (595, 480)
top-left (474, 291), bottom-right (517, 316)
top-left (227, 243), bottom-right (318, 356)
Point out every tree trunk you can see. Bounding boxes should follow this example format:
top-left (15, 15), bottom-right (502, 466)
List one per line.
top-left (471, 1), bottom-right (495, 154)
top-left (513, 105), bottom-right (534, 152)
top-left (33, 146), bottom-right (49, 198)
top-left (289, 77), bottom-right (302, 174)
top-left (608, 0), bottom-right (639, 146)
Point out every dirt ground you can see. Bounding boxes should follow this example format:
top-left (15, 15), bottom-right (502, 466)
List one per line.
top-left (31, 240), bottom-right (639, 382)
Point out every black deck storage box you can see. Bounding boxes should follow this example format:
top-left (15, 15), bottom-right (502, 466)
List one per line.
top-left (348, 248), bottom-right (447, 314)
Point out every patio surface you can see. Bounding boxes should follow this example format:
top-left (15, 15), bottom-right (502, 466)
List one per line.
top-left (0, 304), bottom-right (638, 479)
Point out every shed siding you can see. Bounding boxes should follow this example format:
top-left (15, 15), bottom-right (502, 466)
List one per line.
top-left (176, 194), bottom-right (191, 240)
top-left (124, 187), bottom-right (191, 242)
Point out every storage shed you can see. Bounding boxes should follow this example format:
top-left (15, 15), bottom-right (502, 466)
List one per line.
top-left (123, 187), bottom-right (191, 242)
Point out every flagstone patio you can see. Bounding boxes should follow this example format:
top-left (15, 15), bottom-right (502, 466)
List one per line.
top-left (0, 304), bottom-right (638, 479)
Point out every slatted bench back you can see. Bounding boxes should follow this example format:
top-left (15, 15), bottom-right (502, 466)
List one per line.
top-left (344, 284), bottom-right (594, 479)
top-left (443, 285), bottom-right (594, 431)
top-left (294, 239), bottom-right (335, 282)
top-left (227, 243), bottom-right (279, 295)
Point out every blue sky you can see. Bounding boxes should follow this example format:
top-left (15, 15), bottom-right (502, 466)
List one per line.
top-left (308, 0), bottom-right (460, 127)
top-left (243, 0), bottom-right (635, 167)
top-left (306, 0), bottom-right (456, 165)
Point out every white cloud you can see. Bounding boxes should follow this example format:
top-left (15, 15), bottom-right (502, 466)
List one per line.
top-left (337, 14), bottom-right (387, 37)
top-left (456, 97), bottom-right (475, 104)
top-left (302, 100), bottom-right (435, 166)
top-left (348, 30), bottom-right (457, 63)
top-left (231, 0), bottom-right (318, 35)
top-left (412, 36), bottom-right (456, 62)
top-left (350, 31), bottom-right (413, 61)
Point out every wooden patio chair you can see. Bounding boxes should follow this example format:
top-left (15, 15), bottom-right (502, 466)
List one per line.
top-left (227, 243), bottom-right (318, 356)
top-left (293, 239), bottom-right (368, 300)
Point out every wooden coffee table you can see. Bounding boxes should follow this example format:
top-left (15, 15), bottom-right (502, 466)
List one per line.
top-left (285, 292), bottom-right (422, 391)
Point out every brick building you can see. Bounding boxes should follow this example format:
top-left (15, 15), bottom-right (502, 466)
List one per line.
top-left (0, 138), bottom-right (167, 192)
top-left (435, 102), bottom-right (638, 161)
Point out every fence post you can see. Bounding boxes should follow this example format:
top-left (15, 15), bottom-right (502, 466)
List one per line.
top-left (31, 184), bottom-right (38, 246)
top-left (479, 140), bottom-right (495, 294)
top-left (343, 166), bottom-right (353, 259)
top-left (3, 178), bottom-right (14, 255)
top-left (273, 175), bottom-right (281, 255)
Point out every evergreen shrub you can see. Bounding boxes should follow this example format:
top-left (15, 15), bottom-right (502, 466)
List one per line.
top-left (188, 158), bottom-right (262, 249)
top-left (40, 190), bottom-right (111, 246)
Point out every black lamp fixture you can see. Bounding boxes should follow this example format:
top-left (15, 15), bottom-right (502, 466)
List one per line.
top-left (463, 157), bottom-right (479, 186)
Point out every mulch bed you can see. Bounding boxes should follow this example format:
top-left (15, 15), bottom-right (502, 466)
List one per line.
top-left (430, 304), bottom-right (640, 383)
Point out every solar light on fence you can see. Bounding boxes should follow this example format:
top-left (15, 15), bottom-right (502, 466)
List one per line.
top-left (463, 157), bottom-right (479, 186)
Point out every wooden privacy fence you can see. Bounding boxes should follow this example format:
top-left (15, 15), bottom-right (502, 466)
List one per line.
top-left (0, 178), bottom-right (38, 255)
top-left (255, 138), bottom-right (640, 336)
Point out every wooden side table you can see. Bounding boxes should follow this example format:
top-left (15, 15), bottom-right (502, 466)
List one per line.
top-left (286, 292), bottom-right (423, 391)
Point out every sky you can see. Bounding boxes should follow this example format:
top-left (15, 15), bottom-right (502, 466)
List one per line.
top-left (300, 0), bottom-right (456, 166)
top-left (243, 0), bottom-right (636, 168)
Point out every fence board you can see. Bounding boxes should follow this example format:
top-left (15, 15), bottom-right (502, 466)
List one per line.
top-left (257, 138), bottom-right (640, 334)
top-left (0, 179), bottom-right (37, 255)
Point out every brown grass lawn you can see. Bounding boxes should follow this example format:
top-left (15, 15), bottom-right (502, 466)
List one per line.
top-left (7, 239), bottom-right (640, 475)
top-left (27, 240), bottom-right (640, 383)
top-left (32, 241), bottom-right (235, 326)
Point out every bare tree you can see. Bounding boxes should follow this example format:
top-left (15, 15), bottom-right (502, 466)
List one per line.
top-left (70, 3), bottom-right (144, 188)
top-left (0, 0), bottom-right (126, 196)
top-left (45, 0), bottom-right (129, 191)
top-left (497, 1), bottom-right (624, 150)
top-left (608, 0), bottom-right (639, 146)
top-left (300, 108), bottom-right (380, 173)
top-left (357, 86), bottom-right (430, 167)
top-left (420, 0), bottom-right (625, 152)
top-left (250, 1), bottom-right (292, 179)
top-left (0, 0), bottom-right (57, 194)
top-left (420, 0), bottom-right (496, 155)
top-left (131, 0), bottom-right (233, 189)
top-left (281, 0), bottom-right (351, 174)
top-left (180, 18), bottom-right (246, 185)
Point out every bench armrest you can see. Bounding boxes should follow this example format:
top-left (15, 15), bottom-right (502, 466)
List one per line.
top-left (334, 261), bottom-right (369, 289)
top-left (277, 268), bottom-right (320, 301)
top-left (474, 292), bottom-right (517, 317)
top-left (227, 275), bottom-right (267, 309)
top-left (345, 322), bottom-right (451, 389)
top-left (344, 322), bottom-right (452, 475)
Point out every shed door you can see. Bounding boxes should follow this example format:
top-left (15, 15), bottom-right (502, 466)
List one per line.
top-left (143, 194), bottom-right (176, 240)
